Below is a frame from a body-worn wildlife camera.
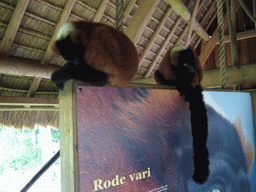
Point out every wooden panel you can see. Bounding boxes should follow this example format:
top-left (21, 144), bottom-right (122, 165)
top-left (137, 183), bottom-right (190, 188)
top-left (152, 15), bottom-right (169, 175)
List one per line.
top-left (59, 80), bottom-right (79, 192)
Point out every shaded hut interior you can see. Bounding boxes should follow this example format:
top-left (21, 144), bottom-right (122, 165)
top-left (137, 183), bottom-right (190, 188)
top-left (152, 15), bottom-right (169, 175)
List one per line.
top-left (0, 0), bottom-right (255, 131)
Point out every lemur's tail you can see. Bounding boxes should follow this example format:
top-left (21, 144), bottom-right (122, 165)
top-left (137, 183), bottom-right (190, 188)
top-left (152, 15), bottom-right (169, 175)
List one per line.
top-left (188, 85), bottom-right (209, 184)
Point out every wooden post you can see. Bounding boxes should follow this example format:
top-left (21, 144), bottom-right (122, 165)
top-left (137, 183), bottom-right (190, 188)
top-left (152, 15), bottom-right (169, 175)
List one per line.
top-left (59, 80), bottom-right (79, 192)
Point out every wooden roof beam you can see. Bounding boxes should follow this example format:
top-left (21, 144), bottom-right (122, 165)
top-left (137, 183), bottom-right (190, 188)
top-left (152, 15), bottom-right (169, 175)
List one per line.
top-left (200, 1), bottom-right (241, 66)
top-left (144, 17), bottom-right (183, 78)
top-left (0, 57), bottom-right (58, 79)
top-left (93, 0), bottom-right (109, 22)
top-left (216, 30), bottom-right (256, 44)
top-left (138, 6), bottom-right (174, 67)
top-left (144, 0), bottom-right (206, 78)
top-left (132, 63), bottom-right (256, 88)
top-left (125, 0), bottom-right (161, 43)
top-left (166, 0), bottom-right (210, 42)
top-left (27, 77), bottom-right (43, 98)
top-left (123, 0), bottom-right (136, 21)
top-left (34, 0), bottom-right (76, 98)
top-left (0, 0), bottom-right (30, 56)
top-left (41, 0), bottom-right (76, 65)
top-left (0, 96), bottom-right (58, 107)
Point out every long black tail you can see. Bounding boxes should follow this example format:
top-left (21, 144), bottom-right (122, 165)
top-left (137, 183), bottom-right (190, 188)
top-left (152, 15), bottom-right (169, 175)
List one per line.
top-left (188, 85), bottom-right (209, 184)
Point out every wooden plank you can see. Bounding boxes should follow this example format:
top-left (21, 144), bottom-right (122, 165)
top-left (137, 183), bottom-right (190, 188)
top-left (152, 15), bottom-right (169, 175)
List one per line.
top-left (202, 63), bottom-right (256, 87)
top-left (0, 56), bottom-right (58, 78)
top-left (59, 80), bottom-right (78, 192)
top-left (0, 106), bottom-right (58, 111)
top-left (200, 2), bottom-right (241, 66)
top-left (132, 63), bottom-right (256, 88)
top-left (165, 0), bottom-right (210, 41)
top-left (0, 0), bottom-right (30, 56)
top-left (123, 0), bottom-right (136, 21)
top-left (216, 30), bottom-right (256, 44)
top-left (93, 0), bottom-right (109, 22)
top-left (0, 96), bottom-right (58, 106)
top-left (138, 6), bottom-right (173, 66)
top-left (144, 17), bottom-right (183, 78)
top-left (124, 0), bottom-right (160, 43)
top-left (41, 0), bottom-right (77, 65)
top-left (27, 77), bottom-right (43, 97)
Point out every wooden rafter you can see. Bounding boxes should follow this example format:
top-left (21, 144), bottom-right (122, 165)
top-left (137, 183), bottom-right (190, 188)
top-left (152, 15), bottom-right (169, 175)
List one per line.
top-left (133, 62), bottom-right (256, 88)
top-left (166, 0), bottom-right (210, 42)
top-left (123, 0), bottom-right (136, 21)
top-left (41, 0), bottom-right (77, 65)
top-left (185, 0), bottom-right (200, 46)
top-left (93, 0), bottom-right (109, 22)
top-left (144, 17), bottom-right (183, 78)
top-left (30, 0), bottom-right (76, 97)
top-left (144, 0), bottom-right (207, 78)
top-left (200, 1), bottom-right (241, 66)
top-left (216, 30), bottom-right (256, 44)
top-left (26, 0), bottom-right (109, 97)
top-left (27, 77), bottom-right (43, 98)
top-left (194, 0), bottom-right (217, 48)
top-left (0, 0), bottom-right (30, 56)
top-left (138, 6), bottom-right (174, 67)
top-left (125, 0), bottom-right (161, 43)
top-left (0, 96), bottom-right (59, 111)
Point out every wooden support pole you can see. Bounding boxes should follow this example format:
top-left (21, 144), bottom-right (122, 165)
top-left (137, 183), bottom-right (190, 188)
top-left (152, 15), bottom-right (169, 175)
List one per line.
top-left (59, 80), bottom-right (78, 192)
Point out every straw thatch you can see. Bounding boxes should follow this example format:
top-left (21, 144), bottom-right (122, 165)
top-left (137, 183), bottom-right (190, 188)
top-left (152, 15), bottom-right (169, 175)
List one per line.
top-left (0, 111), bottom-right (59, 130)
top-left (0, 0), bottom-right (256, 129)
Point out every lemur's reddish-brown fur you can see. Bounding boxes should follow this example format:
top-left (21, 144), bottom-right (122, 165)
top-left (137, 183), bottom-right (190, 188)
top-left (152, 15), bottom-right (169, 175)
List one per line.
top-left (52, 20), bottom-right (139, 87)
top-left (154, 45), bottom-right (203, 88)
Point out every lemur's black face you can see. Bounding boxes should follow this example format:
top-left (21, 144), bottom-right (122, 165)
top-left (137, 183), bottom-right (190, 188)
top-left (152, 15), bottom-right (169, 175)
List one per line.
top-left (175, 49), bottom-right (196, 81)
top-left (56, 35), bottom-right (86, 62)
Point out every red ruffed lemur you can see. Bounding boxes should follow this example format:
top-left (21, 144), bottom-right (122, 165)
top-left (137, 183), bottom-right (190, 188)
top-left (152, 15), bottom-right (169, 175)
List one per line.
top-left (51, 20), bottom-right (139, 90)
top-left (154, 45), bottom-right (209, 184)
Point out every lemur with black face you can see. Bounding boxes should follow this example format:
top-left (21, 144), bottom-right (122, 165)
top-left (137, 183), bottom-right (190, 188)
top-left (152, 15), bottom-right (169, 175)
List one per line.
top-left (154, 45), bottom-right (209, 184)
top-left (51, 20), bottom-right (139, 90)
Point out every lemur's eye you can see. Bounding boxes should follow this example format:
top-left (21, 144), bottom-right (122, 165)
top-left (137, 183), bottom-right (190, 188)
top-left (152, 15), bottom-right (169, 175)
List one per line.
top-left (184, 63), bottom-right (189, 68)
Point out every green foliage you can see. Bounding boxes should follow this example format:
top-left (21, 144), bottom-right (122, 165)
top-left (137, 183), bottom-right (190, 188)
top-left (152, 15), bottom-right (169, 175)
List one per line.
top-left (0, 126), bottom-right (59, 174)
top-left (51, 128), bottom-right (60, 140)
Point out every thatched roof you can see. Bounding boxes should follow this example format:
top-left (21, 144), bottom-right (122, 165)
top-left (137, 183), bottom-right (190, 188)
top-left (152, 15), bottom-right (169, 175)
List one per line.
top-left (0, 0), bottom-right (256, 129)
